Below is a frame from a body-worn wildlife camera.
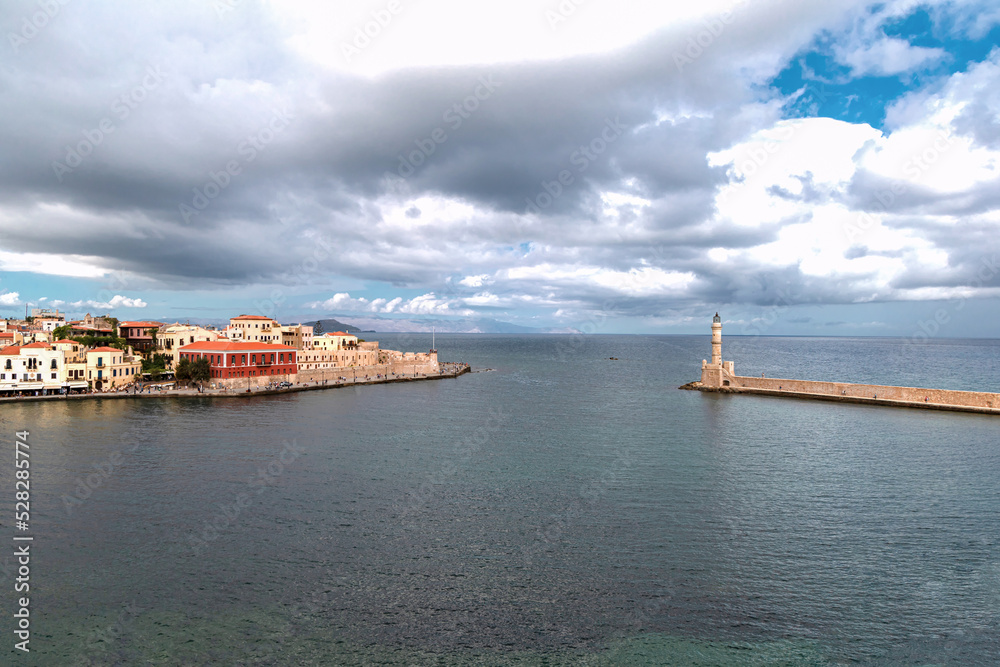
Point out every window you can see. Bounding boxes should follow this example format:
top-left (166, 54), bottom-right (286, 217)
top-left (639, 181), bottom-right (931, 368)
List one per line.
top-left (51, 359), bottom-right (58, 369)
top-left (4, 360), bottom-right (9, 370)
top-left (279, 353), bottom-right (284, 363)
top-left (51, 373), bottom-right (57, 379)
top-left (252, 354), bottom-right (256, 364)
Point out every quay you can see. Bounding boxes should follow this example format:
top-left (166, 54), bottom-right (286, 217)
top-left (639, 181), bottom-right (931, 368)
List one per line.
top-left (0, 363), bottom-right (471, 404)
top-left (681, 314), bottom-right (1000, 416)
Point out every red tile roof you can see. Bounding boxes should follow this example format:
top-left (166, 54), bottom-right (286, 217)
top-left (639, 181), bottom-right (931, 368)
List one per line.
top-left (52, 339), bottom-right (80, 345)
top-left (120, 321), bottom-right (163, 328)
top-left (89, 346), bottom-right (123, 353)
top-left (21, 342), bottom-right (51, 349)
top-left (0, 345), bottom-right (21, 355)
top-left (179, 341), bottom-right (297, 352)
top-left (231, 315), bottom-right (276, 321)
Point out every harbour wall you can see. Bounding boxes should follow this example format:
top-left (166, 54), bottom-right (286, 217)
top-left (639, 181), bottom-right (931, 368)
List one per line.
top-left (688, 376), bottom-right (1000, 415)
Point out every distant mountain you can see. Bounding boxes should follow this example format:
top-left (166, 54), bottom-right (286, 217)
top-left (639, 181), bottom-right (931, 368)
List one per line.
top-left (302, 318), bottom-right (373, 334)
top-left (322, 315), bottom-right (577, 334)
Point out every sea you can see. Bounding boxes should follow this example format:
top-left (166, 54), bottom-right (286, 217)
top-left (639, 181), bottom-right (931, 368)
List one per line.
top-left (4, 334), bottom-right (1000, 665)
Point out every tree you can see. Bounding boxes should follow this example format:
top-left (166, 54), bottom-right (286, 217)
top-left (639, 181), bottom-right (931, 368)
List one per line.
top-left (175, 358), bottom-right (192, 383)
top-left (141, 353), bottom-right (169, 380)
top-left (149, 327), bottom-right (158, 349)
top-left (191, 357), bottom-right (211, 384)
top-left (314, 320), bottom-right (324, 335)
top-left (52, 324), bottom-right (72, 340)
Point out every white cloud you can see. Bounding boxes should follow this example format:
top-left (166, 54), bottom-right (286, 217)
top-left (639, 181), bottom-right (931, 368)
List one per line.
top-left (0, 292), bottom-right (20, 306)
top-left (308, 292), bottom-right (474, 316)
top-left (275, 0), bottom-right (764, 77)
top-left (458, 274), bottom-right (492, 287)
top-left (0, 250), bottom-right (107, 278)
top-left (837, 37), bottom-right (946, 77)
top-left (51, 295), bottom-right (148, 310)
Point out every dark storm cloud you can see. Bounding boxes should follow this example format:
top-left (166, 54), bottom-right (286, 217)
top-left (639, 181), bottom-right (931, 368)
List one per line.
top-left (1, 0), bottom-right (761, 288)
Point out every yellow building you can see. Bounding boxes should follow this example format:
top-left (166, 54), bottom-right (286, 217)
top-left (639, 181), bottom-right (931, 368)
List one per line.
top-left (52, 339), bottom-right (88, 389)
top-left (280, 323), bottom-right (313, 350)
top-left (225, 315), bottom-right (283, 343)
top-left (85, 346), bottom-right (142, 392)
top-left (157, 324), bottom-right (220, 368)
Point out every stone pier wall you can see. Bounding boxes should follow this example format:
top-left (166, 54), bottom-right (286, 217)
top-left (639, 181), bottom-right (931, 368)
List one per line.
top-left (726, 375), bottom-right (1000, 411)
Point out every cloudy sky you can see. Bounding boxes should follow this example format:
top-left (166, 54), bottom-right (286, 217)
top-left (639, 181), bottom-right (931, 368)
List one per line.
top-left (2, 0), bottom-right (999, 335)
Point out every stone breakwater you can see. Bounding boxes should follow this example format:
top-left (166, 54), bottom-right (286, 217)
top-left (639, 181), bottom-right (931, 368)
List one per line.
top-left (681, 375), bottom-right (1000, 416)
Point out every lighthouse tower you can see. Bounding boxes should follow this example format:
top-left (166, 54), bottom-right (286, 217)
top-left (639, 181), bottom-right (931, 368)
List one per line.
top-left (711, 312), bottom-right (722, 366)
top-left (701, 312), bottom-right (735, 387)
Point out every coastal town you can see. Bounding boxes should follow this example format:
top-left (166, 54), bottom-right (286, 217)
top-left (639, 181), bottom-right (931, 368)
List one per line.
top-left (1, 308), bottom-right (455, 398)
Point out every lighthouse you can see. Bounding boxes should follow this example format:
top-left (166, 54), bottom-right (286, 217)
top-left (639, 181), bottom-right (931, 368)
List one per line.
top-left (701, 312), bottom-right (735, 387)
top-left (711, 312), bottom-right (722, 366)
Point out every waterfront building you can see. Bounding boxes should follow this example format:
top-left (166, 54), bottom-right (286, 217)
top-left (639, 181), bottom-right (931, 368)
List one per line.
top-left (85, 346), bottom-right (142, 392)
top-left (52, 339), bottom-right (88, 389)
top-left (281, 323), bottom-right (314, 350)
top-left (700, 312), bottom-right (736, 388)
top-left (157, 323), bottom-right (220, 368)
top-left (225, 315), bottom-right (283, 343)
top-left (0, 342), bottom-right (67, 395)
top-left (118, 321), bottom-right (165, 354)
top-left (177, 340), bottom-right (298, 382)
top-left (308, 332), bottom-right (379, 367)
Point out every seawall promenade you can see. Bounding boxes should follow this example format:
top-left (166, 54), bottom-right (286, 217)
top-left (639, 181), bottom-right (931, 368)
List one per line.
top-left (681, 375), bottom-right (1000, 416)
top-left (0, 363), bottom-right (471, 405)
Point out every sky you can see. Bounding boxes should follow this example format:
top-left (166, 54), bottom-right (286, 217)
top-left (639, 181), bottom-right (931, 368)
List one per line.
top-left (2, 0), bottom-right (1000, 336)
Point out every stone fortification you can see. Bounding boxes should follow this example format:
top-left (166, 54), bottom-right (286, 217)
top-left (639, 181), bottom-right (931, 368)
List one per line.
top-left (696, 375), bottom-right (1000, 414)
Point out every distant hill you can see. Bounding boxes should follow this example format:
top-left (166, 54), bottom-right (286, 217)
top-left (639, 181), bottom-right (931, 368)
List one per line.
top-left (302, 318), bottom-right (373, 334)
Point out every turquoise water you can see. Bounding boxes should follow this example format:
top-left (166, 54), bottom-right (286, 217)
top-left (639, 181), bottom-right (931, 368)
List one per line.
top-left (3, 334), bottom-right (999, 664)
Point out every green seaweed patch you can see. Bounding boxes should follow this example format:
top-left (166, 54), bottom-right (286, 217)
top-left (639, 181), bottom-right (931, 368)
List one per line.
top-left (30, 606), bottom-right (831, 666)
